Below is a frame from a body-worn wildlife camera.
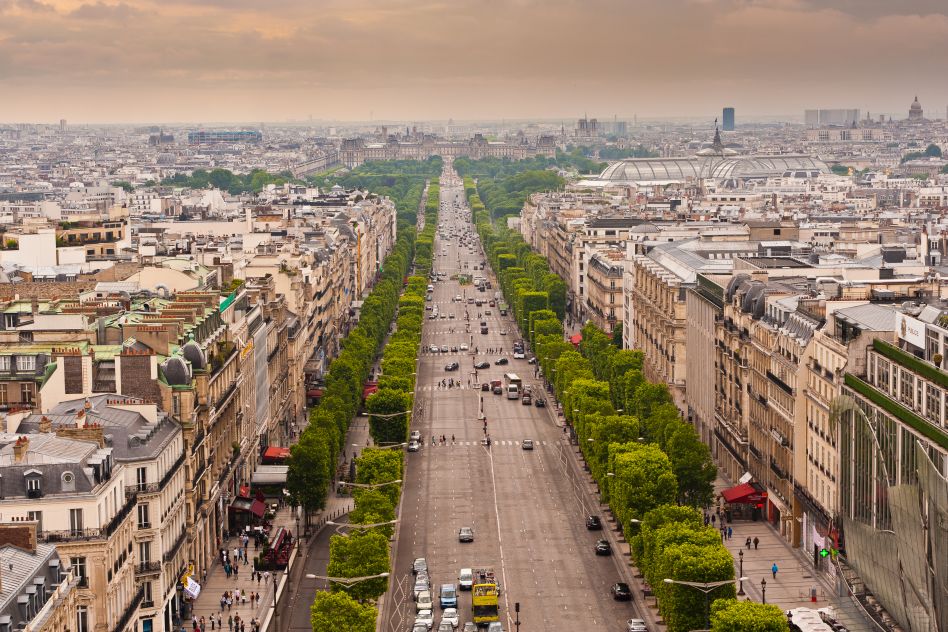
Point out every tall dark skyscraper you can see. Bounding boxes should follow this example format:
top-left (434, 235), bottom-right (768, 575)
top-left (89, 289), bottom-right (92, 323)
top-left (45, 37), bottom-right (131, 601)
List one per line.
top-left (722, 107), bottom-right (735, 131)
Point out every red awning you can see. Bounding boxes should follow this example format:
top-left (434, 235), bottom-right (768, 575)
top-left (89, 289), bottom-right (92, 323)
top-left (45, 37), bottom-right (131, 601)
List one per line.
top-left (569, 333), bottom-right (582, 346)
top-left (362, 383), bottom-right (379, 399)
top-left (721, 482), bottom-right (767, 504)
top-left (249, 500), bottom-right (267, 518)
top-left (307, 388), bottom-right (323, 398)
top-left (263, 446), bottom-right (290, 460)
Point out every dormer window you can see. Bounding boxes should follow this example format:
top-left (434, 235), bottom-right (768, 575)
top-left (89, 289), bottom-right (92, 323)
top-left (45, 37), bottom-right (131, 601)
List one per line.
top-left (16, 356), bottom-right (36, 372)
top-left (61, 471), bottom-right (76, 492)
top-left (25, 472), bottom-right (42, 498)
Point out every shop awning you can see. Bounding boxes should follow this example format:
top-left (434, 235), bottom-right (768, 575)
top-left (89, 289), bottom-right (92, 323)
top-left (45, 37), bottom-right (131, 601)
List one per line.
top-left (362, 382), bottom-right (379, 399)
top-left (307, 388), bottom-right (323, 398)
top-left (249, 500), bottom-right (267, 518)
top-left (251, 465), bottom-right (289, 485)
top-left (569, 333), bottom-right (582, 346)
top-left (263, 446), bottom-right (291, 461)
top-left (230, 497), bottom-right (253, 513)
top-left (721, 481), bottom-right (767, 504)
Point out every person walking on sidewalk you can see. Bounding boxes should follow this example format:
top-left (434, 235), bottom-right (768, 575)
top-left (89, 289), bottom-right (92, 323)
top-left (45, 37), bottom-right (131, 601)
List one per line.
top-left (727, 526), bottom-right (733, 540)
top-left (772, 562), bottom-right (778, 578)
top-left (754, 536), bottom-right (760, 550)
top-left (745, 536), bottom-right (752, 549)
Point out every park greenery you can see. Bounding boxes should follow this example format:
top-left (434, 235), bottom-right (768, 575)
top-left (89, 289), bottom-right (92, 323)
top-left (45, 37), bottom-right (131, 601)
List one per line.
top-left (462, 169), bottom-right (726, 632)
top-left (900, 143), bottom-right (942, 163)
top-left (310, 591), bottom-right (376, 632)
top-left (161, 168), bottom-right (302, 193)
top-left (710, 599), bottom-right (789, 631)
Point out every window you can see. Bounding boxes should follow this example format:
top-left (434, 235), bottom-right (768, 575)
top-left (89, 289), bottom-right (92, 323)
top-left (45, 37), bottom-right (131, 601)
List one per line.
top-left (0, 357), bottom-right (9, 371)
top-left (26, 510), bottom-right (42, 531)
top-left (72, 557), bottom-right (87, 583)
top-left (137, 503), bottom-right (150, 529)
top-left (138, 541), bottom-right (151, 564)
top-left (77, 606), bottom-right (89, 632)
top-left (15, 356), bottom-right (35, 372)
top-left (21, 383), bottom-right (35, 403)
top-left (136, 467), bottom-right (147, 490)
top-left (143, 581), bottom-right (153, 603)
top-left (0, 384), bottom-right (6, 404)
top-left (26, 478), bottom-right (41, 494)
top-left (69, 509), bottom-right (83, 534)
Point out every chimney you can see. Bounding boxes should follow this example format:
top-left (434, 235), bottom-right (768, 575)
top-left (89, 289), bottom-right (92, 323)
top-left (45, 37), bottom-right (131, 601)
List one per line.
top-left (38, 416), bottom-right (51, 433)
top-left (13, 436), bottom-right (29, 463)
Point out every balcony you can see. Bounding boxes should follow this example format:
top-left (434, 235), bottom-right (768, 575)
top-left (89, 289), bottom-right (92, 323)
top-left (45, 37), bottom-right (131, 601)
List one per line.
top-left (135, 561), bottom-right (161, 577)
top-left (105, 492), bottom-right (137, 537)
top-left (111, 585), bottom-right (145, 632)
top-left (770, 458), bottom-right (790, 481)
top-left (163, 529), bottom-right (187, 563)
top-left (39, 529), bottom-right (105, 543)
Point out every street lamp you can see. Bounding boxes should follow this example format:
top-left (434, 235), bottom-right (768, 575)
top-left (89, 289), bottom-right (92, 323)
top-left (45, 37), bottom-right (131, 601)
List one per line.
top-left (337, 479), bottom-right (403, 489)
top-left (305, 572), bottom-right (390, 589)
top-left (737, 550), bottom-right (745, 596)
top-left (761, 577), bottom-right (767, 604)
top-left (663, 577), bottom-right (748, 630)
top-left (327, 519), bottom-right (398, 535)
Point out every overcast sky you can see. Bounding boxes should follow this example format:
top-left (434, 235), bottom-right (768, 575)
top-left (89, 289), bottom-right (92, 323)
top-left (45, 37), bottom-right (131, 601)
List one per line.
top-left (1, 0), bottom-right (947, 124)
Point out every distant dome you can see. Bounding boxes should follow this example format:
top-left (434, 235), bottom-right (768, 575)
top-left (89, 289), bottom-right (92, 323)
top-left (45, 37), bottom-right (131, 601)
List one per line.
top-left (181, 340), bottom-right (206, 370)
top-left (161, 356), bottom-right (192, 386)
top-left (909, 96), bottom-right (924, 120)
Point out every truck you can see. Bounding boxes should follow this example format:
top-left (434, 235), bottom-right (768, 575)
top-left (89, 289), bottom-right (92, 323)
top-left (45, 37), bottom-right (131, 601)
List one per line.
top-left (504, 373), bottom-right (522, 399)
top-left (498, 302), bottom-right (508, 316)
top-left (471, 568), bottom-right (500, 625)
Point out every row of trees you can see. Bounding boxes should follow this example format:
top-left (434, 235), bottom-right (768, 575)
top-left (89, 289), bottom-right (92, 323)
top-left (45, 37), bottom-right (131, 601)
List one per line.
top-left (161, 168), bottom-right (302, 193)
top-left (309, 178), bottom-right (437, 632)
top-left (455, 158), bottom-right (565, 219)
top-left (457, 168), bottom-right (785, 631)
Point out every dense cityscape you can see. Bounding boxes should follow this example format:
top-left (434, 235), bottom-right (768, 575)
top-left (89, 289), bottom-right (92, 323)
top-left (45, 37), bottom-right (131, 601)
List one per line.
top-left (2, 1), bottom-right (948, 632)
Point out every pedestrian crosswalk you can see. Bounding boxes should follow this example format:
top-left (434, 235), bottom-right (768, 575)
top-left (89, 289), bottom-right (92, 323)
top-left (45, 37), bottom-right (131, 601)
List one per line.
top-left (418, 440), bottom-right (553, 447)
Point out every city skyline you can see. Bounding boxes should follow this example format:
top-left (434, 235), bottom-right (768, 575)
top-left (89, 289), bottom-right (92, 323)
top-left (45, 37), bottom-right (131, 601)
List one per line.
top-left (1, 0), bottom-right (948, 123)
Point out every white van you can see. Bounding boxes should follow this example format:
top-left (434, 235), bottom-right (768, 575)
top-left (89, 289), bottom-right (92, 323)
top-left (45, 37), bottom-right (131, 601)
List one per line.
top-left (506, 384), bottom-right (519, 399)
top-left (458, 568), bottom-right (473, 590)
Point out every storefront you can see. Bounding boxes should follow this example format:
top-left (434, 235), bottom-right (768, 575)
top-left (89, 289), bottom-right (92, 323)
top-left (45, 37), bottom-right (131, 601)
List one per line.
top-left (720, 481), bottom-right (767, 521)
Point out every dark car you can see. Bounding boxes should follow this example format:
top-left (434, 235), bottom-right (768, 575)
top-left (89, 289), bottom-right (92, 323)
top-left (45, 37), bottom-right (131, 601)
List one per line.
top-left (595, 539), bottom-right (612, 555)
top-left (534, 397), bottom-right (546, 408)
top-left (586, 515), bottom-right (602, 530)
top-left (494, 358), bottom-right (509, 366)
top-left (474, 361), bottom-right (490, 369)
top-left (444, 362), bottom-right (459, 371)
top-left (481, 382), bottom-right (490, 391)
top-left (611, 583), bottom-right (632, 601)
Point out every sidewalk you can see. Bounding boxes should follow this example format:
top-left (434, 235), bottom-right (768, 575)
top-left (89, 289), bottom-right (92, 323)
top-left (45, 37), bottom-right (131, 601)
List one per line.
top-left (188, 416), bottom-right (371, 632)
top-left (712, 477), bottom-right (870, 631)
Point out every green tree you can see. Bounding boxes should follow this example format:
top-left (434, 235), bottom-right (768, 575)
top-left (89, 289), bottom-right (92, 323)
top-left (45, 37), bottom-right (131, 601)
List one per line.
top-left (610, 443), bottom-right (678, 522)
top-left (925, 143), bottom-right (942, 157)
top-left (354, 449), bottom-right (403, 505)
top-left (666, 424), bottom-right (716, 507)
top-left (310, 591), bottom-right (376, 632)
top-left (611, 323), bottom-right (623, 347)
top-left (326, 531), bottom-right (390, 601)
top-left (657, 543), bottom-right (736, 632)
top-left (710, 599), bottom-right (789, 632)
top-left (365, 389), bottom-right (411, 445)
top-left (349, 488), bottom-right (396, 538)
top-left (286, 433), bottom-right (331, 527)
top-left (111, 180), bottom-right (134, 192)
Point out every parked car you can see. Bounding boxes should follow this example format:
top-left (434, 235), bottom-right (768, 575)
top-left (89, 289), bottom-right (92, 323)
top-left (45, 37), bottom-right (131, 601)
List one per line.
top-left (416, 590), bottom-right (433, 612)
top-left (499, 329), bottom-right (507, 335)
top-left (626, 617), bottom-right (647, 630)
top-left (429, 345), bottom-right (439, 353)
top-left (415, 609), bottom-right (434, 629)
top-left (410, 430), bottom-right (421, 441)
top-left (441, 608), bottom-right (459, 627)
top-left (408, 440), bottom-right (421, 452)
top-left (527, 357), bottom-right (537, 364)
top-left (413, 558), bottom-right (428, 574)
top-left (595, 539), bottom-right (612, 555)
top-left (611, 583), bottom-right (632, 602)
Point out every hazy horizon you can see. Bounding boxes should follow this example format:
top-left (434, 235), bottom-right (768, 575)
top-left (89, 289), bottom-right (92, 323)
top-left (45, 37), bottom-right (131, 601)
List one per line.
top-left (2, 0), bottom-right (947, 124)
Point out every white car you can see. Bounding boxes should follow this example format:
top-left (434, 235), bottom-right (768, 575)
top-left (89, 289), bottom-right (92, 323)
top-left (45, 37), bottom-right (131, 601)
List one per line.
top-left (430, 345), bottom-right (439, 353)
top-left (440, 608), bottom-right (459, 628)
top-left (626, 619), bottom-right (647, 632)
top-left (513, 351), bottom-right (525, 359)
top-left (410, 430), bottom-right (421, 442)
top-left (415, 609), bottom-right (434, 629)
top-left (416, 590), bottom-right (433, 612)
top-left (459, 344), bottom-right (469, 351)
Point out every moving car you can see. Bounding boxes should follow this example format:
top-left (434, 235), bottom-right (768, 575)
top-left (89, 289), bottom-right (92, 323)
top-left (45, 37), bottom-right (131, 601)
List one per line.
top-left (491, 380), bottom-right (503, 395)
top-left (460, 344), bottom-right (469, 351)
top-left (534, 397), bottom-right (546, 408)
top-left (521, 393), bottom-right (532, 405)
top-left (494, 358), bottom-right (509, 366)
top-left (444, 362), bottom-right (459, 371)
top-left (611, 583), bottom-right (632, 602)
top-left (458, 568), bottom-right (474, 590)
top-left (437, 623), bottom-right (453, 632)
top-left (414, 573), bottom-right (430, 597)
top-left (626, 618), bottom-right (647, 630)
top-left (512, 349), bottom-right (525, 359)
top-left (586, 516), bottom-right (602, 530)
top-left (474, 361), bottom-right (490, 369)
top-left (527, 357), bottom-right (537, 364)
top-left (408, 440), bottom-right (421, 452)
top-left (458, 527), bottom-right (474, 542)
top-left (521, 439), bottom-right (534, 450)
top-left (499, 329), bottom-right (507, 335)
top-left (595, 539), bottom-right (612, 555)
top-left (487, 623), bottom-right (504, 632)
top-left (462, 625), bottom-right (476, 632)
top-left (441, 608), bottom-right (459, 628)
top-left (412, 625), bottom-right (428, 632)
top-left (481, 382), bottom-right (490, 391)
top-left (410, 430), bottom-right (421, 442)
top-left (440, 584), bottom-right (458, 608)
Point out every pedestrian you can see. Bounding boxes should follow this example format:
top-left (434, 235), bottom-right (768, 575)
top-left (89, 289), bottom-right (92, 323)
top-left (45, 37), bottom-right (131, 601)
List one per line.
top-left (242, 592), bottom-right (247, 605)
top-left (745, 536), bottom-right (752, 550)
top-left (772, 562), bottom-right (778, 578)
top-left (217, 615), bottom-right (221, 630)
top-left (243, 551), bottom-right (248, 565)
top-left (451, 434), bottom-right (455, 443)
top-left (228, 616), bottom-right (233, 632)
top-left (203, 569), bottom-right (208, 584)
top-left (234, 564), bottom-right (239, 579)
top-left (711, 514), bottom-right (716, 525)
top-left (200, 616), bottom-right (205, 631)
top-left (256, 573), bottom-right (261, 586)
top-left (754, 537), bottom-right (760, 550)
top-left (727, 526), bottom-right (732, 540)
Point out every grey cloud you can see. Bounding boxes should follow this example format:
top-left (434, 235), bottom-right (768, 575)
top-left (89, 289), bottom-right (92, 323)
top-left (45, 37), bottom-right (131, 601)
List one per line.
top-left (70, 2), bottom-right (143, 20)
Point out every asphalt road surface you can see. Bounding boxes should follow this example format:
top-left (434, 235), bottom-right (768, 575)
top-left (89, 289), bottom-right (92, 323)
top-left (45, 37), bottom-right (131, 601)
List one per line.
top-left (380, 163), bottom-right (641, 632)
